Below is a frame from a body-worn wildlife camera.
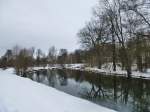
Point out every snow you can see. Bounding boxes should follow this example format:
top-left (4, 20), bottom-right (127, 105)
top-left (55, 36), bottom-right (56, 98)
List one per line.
top-left (29, 63), bottom-right (150, 79)
top-left (0, 68), bottom-right (116, 112)
top-left (63, 63), bottom-right (150, 79)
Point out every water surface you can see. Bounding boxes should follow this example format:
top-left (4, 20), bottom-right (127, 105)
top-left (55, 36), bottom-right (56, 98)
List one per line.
top-left (26, 69), bottom-right (150, 112)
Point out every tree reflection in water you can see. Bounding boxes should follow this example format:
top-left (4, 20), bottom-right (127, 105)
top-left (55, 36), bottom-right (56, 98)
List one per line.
top-left (26, 69), bottom-right (150, 112)
top-left (57, 70), bottom-right (68, 86)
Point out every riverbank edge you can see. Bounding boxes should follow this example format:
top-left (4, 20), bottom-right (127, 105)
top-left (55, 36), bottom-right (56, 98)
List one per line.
top-left (28, 64), bottom-right (150, 80)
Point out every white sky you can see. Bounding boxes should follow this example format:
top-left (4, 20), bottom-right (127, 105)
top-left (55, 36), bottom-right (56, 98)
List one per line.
top-left (0, 0), bottom-right (98, 55)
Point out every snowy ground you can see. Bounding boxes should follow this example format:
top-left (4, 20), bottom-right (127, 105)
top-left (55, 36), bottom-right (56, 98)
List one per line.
top-left (29, 63), bottom-right (150, 79)
top-left (0, 68), bottom-right (116, 112)
top-left (65, 64), bottom-right (150, 79)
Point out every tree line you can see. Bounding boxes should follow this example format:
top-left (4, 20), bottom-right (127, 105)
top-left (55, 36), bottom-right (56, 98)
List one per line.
top-left (0, 45), bottom-right (86, 75)
top-left (78, 0), bottom-right (150, 77)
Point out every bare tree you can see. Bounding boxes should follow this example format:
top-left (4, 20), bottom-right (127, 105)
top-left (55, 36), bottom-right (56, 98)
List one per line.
top-left (58, 49), bottom-right (68, 65)
top-left (122, 0), bottom-right (150, 28)
top-left (102, 0), bottom-right (133, 77)
top-left (48, 46), bottom-right (57, 65)
top-left (36, 49), bottom-right (43, 66)
top-left (78, 16), bottom-right (109, 68)
top-left (13, 48), bottom-right (34, 76)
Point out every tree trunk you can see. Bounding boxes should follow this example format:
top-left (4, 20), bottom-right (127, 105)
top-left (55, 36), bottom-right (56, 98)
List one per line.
top-left (122, 46), bottom-right (132, 78)
top-left (98, 60), bottom-right (102, 69)
top-left (137, 55), bottom-right (143, 72)
top-left (112, 30), bottom-right (116, 71)
top-left (96, 47), bottom-right (102, 69)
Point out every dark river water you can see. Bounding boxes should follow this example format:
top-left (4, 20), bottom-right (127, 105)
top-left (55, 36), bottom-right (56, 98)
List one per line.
top-left (25, 69), bottom-right (150, 112)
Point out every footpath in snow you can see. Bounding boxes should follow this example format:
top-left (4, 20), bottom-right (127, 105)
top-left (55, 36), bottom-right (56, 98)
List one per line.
top-left (0, 68), bottom-right (116, 112)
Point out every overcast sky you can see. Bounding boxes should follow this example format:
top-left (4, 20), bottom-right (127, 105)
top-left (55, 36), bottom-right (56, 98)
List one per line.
top-left (0, 0), bottom-right (98, 55)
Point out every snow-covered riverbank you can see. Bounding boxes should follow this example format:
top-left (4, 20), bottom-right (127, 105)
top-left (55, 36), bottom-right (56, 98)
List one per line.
top-left (0, 68), bottom-right (116, 112)
top-left (30, 63), bottom-right (150, 79)
top-left (65, 64), bottom-right (150, 79)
